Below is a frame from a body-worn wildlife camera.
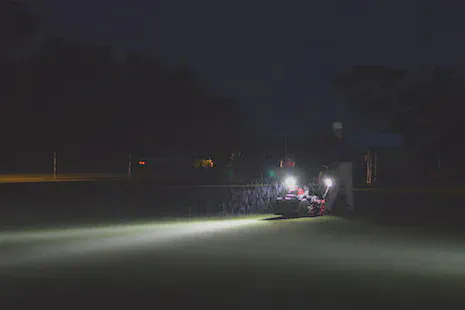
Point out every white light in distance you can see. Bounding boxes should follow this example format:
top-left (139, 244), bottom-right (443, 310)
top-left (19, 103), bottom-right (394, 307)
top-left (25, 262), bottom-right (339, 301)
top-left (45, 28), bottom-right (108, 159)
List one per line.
top-left (324, 178), bottom-right (333, 188)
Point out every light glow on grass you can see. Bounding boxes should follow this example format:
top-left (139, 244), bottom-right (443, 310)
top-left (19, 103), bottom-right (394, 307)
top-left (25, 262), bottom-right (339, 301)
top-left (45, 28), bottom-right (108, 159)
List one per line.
top-left (0, 217), bottom-right (262, 268)
top-left (3, 215), bottom-right (465, 280)
top-left (0, 217), bottom-right (264, 243)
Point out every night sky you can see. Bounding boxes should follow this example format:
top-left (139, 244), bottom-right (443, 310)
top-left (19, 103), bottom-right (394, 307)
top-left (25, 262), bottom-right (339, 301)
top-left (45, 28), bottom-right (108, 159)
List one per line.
top-left (26, 0), bottom-right (465, 137)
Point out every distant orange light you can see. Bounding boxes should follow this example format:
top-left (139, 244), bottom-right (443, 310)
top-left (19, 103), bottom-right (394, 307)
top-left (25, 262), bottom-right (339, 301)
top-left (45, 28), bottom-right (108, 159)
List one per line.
top-left (139, 161), bottom-right (146, 165)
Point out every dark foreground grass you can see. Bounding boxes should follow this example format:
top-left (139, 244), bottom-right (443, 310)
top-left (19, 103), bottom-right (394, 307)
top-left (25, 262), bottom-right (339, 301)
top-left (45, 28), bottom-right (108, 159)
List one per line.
top-left (2, 250), bottom-right (465, 308)
top-left (2, 180), bottom-right (465, 232)
top-left (2, 214), bottom-right (465, 308)
top-left (2, 181), bottom-right (465, 308)
top-left (0, 180), bottom-right (278, 230)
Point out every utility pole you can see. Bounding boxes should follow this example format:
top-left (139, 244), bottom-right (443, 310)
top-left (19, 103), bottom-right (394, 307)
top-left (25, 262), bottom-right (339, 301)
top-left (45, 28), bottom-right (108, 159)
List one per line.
top-left (53, 152), bottom-right (57, 181)
top-left (284, 135), bottom-right (288, 159)
top-left (437, 145), bottom-right (441, 172)
top-left (128, 153), bottom-right (132, 181)
top-left (262, 149), bottom-right (266, 181)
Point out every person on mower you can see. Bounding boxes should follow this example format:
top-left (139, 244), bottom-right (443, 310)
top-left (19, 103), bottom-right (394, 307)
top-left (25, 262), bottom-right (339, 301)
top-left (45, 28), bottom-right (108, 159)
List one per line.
top-left (325, 121), bottom-right (354, 216)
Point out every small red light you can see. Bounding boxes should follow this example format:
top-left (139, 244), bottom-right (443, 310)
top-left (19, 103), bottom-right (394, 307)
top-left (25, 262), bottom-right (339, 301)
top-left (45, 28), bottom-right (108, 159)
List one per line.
top-left (139, 161), bottom-right (146, 165)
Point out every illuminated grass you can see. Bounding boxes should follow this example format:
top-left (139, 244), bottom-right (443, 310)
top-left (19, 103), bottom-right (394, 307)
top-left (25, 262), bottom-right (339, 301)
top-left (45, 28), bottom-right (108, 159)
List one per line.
top-left (0, 214), bottom-right (272, 246)
top-left (2, 214), bottom-right (465, 307)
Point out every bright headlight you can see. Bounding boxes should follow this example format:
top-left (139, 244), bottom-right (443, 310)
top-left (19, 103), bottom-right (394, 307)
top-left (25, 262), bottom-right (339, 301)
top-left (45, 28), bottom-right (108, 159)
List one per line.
top-left (284, 176), bottom-right (297, 188)
top-left (324, 178), bottom-right (333, 188)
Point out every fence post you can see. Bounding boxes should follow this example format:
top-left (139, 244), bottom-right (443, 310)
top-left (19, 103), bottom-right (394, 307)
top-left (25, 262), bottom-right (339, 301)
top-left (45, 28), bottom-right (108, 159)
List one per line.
top-left (188, 190), bottom-right (192, 217)
top-left (128, 153), bottom-right (132, 181)
top-left (53, 152), bottom-right (57, 181)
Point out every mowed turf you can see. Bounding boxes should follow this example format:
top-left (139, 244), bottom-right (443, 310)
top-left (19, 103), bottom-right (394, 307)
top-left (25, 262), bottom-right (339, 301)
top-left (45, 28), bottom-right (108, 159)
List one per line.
top-left (2, 181), bottom-right (465, 308)
top-left (2, 214), bottom-right (465, 308)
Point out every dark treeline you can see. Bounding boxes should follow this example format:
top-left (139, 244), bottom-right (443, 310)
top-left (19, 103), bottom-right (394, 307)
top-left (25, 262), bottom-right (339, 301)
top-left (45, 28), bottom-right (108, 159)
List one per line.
top-left (4, 2), bottom-right (465, 183)
top-left (335, 66), bottom-right (465, 181)
top-left (5, 39), bottom-right (245, 154)
top-left (0, 2), bottom-right (251, 172)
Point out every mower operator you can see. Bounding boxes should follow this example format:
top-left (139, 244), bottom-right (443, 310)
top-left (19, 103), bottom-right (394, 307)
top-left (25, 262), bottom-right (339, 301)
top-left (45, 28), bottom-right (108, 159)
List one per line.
top-left (325, 121), bottom-right (354, 215)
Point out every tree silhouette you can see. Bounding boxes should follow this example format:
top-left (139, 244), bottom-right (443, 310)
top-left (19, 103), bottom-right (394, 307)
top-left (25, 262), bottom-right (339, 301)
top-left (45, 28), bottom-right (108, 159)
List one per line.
top-left (1, 35), bottom-right (246, 161)
top-left (334, 66), bottom-right (406, 125)
top-left (0, 3), bottom-right (248, 172)
top-left (0, 1), bottom-right (38, 48)
top-left (393, 67), bottom-right (465, 151)
top-left (334, 66), bottom-right (465, 142)
top-left (335, 66), bottom-right (465, 179)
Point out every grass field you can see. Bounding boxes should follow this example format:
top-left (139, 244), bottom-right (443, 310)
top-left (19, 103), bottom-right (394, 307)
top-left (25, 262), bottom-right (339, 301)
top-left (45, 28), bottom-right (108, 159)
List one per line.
top-left (2, 214), bottom-right (465, 307)
top-left (1, 178), bottom-right (465, 307)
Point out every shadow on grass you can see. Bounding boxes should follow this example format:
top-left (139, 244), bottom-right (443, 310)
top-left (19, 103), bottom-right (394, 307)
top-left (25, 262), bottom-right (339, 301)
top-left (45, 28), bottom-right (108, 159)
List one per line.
top-left (262, 216), bottom-right (285, 221)
top-left (3, 258), bottom-right (464, 308)
top-left (331, 191), bottom-right (465, 238)
top-left (262, 215), bottom-right (324, 221)
top-left (262, 215), bottom-right (307, 221)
